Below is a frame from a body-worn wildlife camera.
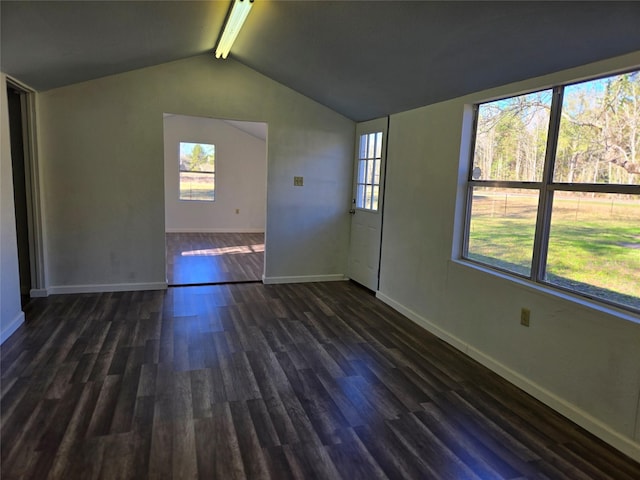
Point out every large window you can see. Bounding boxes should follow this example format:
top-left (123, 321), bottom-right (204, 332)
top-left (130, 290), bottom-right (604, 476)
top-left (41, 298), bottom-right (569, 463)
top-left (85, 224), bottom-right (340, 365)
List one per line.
top-left (179, 142), bottom-right (215, 201)
top-left (464, 70), bottom-right (640, 312)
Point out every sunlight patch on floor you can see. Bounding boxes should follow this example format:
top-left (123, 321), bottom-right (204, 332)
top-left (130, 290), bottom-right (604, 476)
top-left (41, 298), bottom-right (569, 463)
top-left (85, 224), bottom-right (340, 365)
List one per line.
top-left (181, 243), bottom-right (265, 256)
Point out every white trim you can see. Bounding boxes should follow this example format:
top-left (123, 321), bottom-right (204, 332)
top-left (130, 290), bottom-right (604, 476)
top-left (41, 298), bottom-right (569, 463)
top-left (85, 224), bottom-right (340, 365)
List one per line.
top-left (376, 290), bottom-right (640, 462)
top-left (29, 288), bottom-right (48, 298)
top-left (47, 282), bottom-right (167, 295)
top-left (465, 344), bottom-right (640, 462)
top-left (1, 312), bottom-right (25, 344)
top-left (165, 228), bottom-right (265, 234)
top-left (376, 292), bottom-right (468, 352)
top-left (262, 274), bottom-right (347, 285)
top-left (5, 75), bottom-right (35, 92)
top-left (7, 76), bottom-right (48, 293)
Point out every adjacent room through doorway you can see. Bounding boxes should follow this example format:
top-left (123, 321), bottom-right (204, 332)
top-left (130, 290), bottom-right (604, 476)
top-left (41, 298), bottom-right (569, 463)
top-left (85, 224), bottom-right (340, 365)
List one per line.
top-left (166, 231), bottom-right (264, 284)
top-left (6, 81), bottom-right (34, 306)
top-left (163, 114), bottom-right (267, 285)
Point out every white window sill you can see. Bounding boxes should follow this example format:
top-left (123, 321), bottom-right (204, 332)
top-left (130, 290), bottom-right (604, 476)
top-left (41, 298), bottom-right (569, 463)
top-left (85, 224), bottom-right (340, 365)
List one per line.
top-left (450, 258), bottom-right (640, 326)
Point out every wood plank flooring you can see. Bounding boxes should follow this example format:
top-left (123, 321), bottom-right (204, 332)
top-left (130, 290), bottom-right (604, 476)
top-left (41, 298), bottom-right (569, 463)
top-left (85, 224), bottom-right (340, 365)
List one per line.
top-left (2, 281), bottom-right (639, 479)
top-left (166, 232), bottom-right (264, 285)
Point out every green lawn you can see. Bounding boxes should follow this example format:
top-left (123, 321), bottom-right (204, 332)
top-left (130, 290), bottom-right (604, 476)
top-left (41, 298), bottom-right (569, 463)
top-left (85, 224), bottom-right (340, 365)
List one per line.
top-left (468, 192), bottom-right (640, 310)
top-left (179, 172), bottom-right (215, 201)
top-left (179, 183), bottom-right (215, 201)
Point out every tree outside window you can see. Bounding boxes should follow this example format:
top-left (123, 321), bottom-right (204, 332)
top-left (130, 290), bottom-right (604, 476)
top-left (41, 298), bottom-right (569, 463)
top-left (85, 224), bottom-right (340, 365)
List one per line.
top-left (464, 70), bottom-right (640, 312)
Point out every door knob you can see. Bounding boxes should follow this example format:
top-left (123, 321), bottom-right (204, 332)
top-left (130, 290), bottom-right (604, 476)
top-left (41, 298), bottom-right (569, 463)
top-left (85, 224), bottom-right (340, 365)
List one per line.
top-left (349, 209), bottom-right (356, 215)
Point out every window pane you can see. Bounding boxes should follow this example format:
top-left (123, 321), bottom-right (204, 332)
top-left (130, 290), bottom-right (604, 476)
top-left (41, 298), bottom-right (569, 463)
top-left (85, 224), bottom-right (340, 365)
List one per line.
top-left (555, 72), bottom-right (640, 185)
top-left (359, 134), bottom-right (368, 160)
top-left (367, 133), bottom-right (376, 159)
top-left (466, 187), bottom-right (539, 276)
top-left (180, 142), bottom-right (215, 173)
top-left (180, 171), bottom-right (215, 201)
top-left (375, 132), bottom-right (383, 158)
top-left (545, 192), bottom-right (640, 310)
top-left (356, 184), bottom-right (365, 209)
top-left (358, 159), bottom-right (366, 184)
top-left (366, 159), bottom-right (374, 185)
top-left (373, 158), bottom-right (380, 185)
top-left (365, 185), bottom-right (373, 210)
top-left (372, 186), bottom-right (380, 211)
top-left (472, 91), bottom-right (552, 182)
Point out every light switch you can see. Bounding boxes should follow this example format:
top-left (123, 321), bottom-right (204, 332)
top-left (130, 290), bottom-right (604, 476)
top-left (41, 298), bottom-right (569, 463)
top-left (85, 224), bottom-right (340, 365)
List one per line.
top-left (294, 176), bottom-right (304, 186)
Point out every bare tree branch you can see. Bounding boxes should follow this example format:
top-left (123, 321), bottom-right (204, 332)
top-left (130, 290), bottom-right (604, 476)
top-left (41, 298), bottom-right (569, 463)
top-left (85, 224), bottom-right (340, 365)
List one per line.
top-left (608, 157), bottom-right (640, 174)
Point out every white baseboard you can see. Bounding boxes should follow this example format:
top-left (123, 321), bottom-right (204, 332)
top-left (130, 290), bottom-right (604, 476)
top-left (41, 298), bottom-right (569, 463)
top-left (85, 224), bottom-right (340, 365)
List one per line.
top-left (1, 311), bottom-right (25, 344)
top-left (375, 291), bottom-right (640, 463)
top-left (465, 344), bottom-right (640, 462)
top-left (376, 292), bottom-right (468, 352)
top-left (47, 282), bottom-right (167, 295)
top-left (165, 228), bottom-right (265, 234)
top-left (262, 274), bottom-right (347, 285)
top-left (30, 288), bottom-right (48, 298)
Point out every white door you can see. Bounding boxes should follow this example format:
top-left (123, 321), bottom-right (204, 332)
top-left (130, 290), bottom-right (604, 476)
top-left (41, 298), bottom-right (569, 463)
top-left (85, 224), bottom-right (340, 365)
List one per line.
top-left (347, 117), bottom-right (388, 290)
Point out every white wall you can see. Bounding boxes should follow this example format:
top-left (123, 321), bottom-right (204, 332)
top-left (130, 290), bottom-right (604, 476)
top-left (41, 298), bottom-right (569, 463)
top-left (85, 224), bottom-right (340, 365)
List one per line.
top-left (378, 51), bottom-right (640, 460)
top-left (0, 73), bottom-right (25, 342)
top-left (36, 55), bottom-right (354, 292)
top-left (164, 114), bottom-right (266, 233)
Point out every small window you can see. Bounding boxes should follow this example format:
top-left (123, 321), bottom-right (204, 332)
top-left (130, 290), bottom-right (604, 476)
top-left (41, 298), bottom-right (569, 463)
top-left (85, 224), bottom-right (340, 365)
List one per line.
top-left (463, 70), bottom-right (640, 312)
top-left (179, 142), bottom-right (215, 201)
top-left (356, 132), bottom-right (383, 210)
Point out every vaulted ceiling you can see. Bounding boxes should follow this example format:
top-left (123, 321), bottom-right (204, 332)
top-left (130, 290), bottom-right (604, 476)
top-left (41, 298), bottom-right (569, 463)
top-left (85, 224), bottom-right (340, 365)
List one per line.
top-left (2, 1), bottom-right (640, 121)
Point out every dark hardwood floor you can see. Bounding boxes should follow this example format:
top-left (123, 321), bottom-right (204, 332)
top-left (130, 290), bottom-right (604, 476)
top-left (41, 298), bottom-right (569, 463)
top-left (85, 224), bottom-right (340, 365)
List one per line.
top-left (166, 232), bottom-right (264, 285)
top-left (2, 281), bottom-right (639, 479)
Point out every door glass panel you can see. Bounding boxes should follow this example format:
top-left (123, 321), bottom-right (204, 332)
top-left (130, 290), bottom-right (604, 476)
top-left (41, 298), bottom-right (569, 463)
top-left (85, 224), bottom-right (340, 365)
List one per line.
top-left (366, 159), bottom-right (374, 185)
top-left (365, 185), bottom-right (373, 209)
top-left (356, 184), bottom-right (365, 208)
top-left (359, 135), bottom-right (368, 159)
top-left (375, 132), bottom-right (383, 158)
top-left (355, 132), bottom-right (383, 211)
top-left (358, 160), bottom-right (366, 183)
top-left (372, 186), bottom-right (380, 210)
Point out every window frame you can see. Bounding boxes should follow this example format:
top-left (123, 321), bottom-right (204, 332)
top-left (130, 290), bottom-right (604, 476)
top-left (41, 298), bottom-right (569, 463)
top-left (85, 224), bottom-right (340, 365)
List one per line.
top-left (178, 142), bottom-right (216, 202)
top-left (355, 131), bottom-right (383, 212)
top-left (462, 70), bottom-right (640, 314)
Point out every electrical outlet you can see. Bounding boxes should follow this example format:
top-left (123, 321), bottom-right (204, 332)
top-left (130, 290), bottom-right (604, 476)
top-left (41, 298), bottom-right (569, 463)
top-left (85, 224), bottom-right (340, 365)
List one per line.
top-left (294, 176), bottom-right (304, 186)
top-left (520, 308), bottom-right (530, 327)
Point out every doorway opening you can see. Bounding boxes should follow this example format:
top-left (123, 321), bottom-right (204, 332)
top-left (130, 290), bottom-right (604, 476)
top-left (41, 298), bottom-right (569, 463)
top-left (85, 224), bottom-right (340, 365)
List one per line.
top-left (163, 114), bottom-right (267, 286)
top-left (7, 80), bottom-right (42, 305)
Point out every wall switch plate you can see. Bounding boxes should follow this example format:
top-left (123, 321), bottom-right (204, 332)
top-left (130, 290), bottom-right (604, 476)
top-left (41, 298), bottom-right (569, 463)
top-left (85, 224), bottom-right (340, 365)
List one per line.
top-left (294, 176), bottom-right (304, 186)
top-left (520, 308), bottom-right (530, 327)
